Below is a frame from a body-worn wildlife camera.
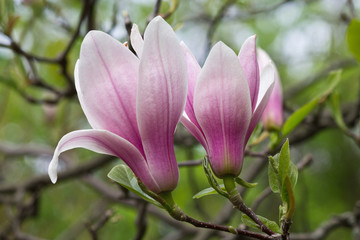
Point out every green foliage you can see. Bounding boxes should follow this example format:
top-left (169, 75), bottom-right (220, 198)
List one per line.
top-left (202, 157), bottom-right (229, 198)
top-left (0, 1), bottom-right (359, 239)
top-left (330, 92), bottom-right (348, 131)
top-left (282, 99), bottom-right (319, 136)
top-left (320, 70), bottom-right (343, 98)
top-left (347, 19), bottom-right (360, 62)
top-left (192, 184), bottom-right (225, 199)
top-left (268, 140), bottom-right (298, 221)
top-left (282, 98), bottom-right (319, 137)
top-left (268, 154), bottom-right (281, 193)
top-left (241, 214), bottom-right (281, 234)
top-left (278, 140), bottom-right (290, 186)
top-left (0, 0), bottom-right (14, 29)
top-left (235, 177), bottom-right (258, 188)
top-left (107, 164), bottom-right (162, 208)
top-left (193, 171), bottom-right (256, 200)
top-left (282, 70), bottom-right (342, 137)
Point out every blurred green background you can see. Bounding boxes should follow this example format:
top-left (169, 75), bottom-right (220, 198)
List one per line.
top-left (0, 0), bottom-right (359, 239)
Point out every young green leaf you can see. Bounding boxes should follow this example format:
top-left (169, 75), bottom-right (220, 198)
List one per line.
top-left (281, 176), bottom-right (296, 220)
top-left (269, 153), bottom-right (280, 170)
top-left (268, 155), bottom-right (281, 193)
top-left (193, 184), bottom-right (225, 199)
top-left (241, 214), bottom-right (282, 234)
top-left (288, 162), bottom-right (298, 189)
top-left (235, 177), bottom-right (258, 188)
top-left (282, 98), bottom-right (319, 137)
top-left (330, 92), bottom-right (348, 131)
top-left (320, 70), bottom-right (342, 98)
top-left (281, 179), bottom-right (290, 208)
top-left (278, 139), bottom-right (290, 187)
top-left (347, 19), bottom-right (360, 62)
top-left (108, 164), bottom-right (162, 208)
top-left (282, 71), bottom-right (341, 137)
top-left (0, 0), bottom-right (14, 26)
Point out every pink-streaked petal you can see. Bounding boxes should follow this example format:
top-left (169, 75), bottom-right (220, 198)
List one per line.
top-left (130, 24), bottom-right (144, 58)
top-left (246, 62), bottom-right (275, 142)
top-left (180, 114), bottom-right (207, 149)
top-left (48, 129), bottom-right (161, 193)
top-left (137, 16), bottom-right (187, 191)
top-left (180, 41), bottom-right (202, 129)
top-left (255, 62), bottom-right (275, 110)
top-left (258, 49), bottom-right (284, 129)
top-left (77, 31), bottom-right (143, 153)
top-left (238, 35), bottom-right (260, 113)
top-left (194, 42), bottom-right (252, 178)
top-left (257, 48), bottom-right (271, 71)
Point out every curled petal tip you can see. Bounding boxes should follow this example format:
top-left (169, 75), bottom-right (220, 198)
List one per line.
top-left (48, 158), bottom-right (58, 184)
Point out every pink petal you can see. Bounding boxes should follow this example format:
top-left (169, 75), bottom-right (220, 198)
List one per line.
top-left (48, 129), bottom-right (161, 193)
top-left (258, 49), bottom-right (284, 129)
top-left (180, 41), bottom-right (202, 128)
top-left (257, 48), bottom-right (271, 71)
top-left (238, 35), bottom-right (260, 113)
top-left (245, 62), bottom-right (275, 142)
top-left (179, 41), bottom-right (207, 146)
top-left (76, 31), bottom-right (143, 153)
top-left (136, 16), bottom-right (187, 191)
top-left (180, 114), bottom-right (207, 149)
top-left (130, 24), bottom-right (144, 58)
top-left (194, 42), bottom-right (252, 178)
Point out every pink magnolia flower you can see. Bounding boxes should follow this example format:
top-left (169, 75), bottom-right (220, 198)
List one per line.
top-left (181, 36), bottom-right (275, 178)
top-left (258, 49), bottom-right (284, 130)
top-left (48, 17), bottom-right (187, 194)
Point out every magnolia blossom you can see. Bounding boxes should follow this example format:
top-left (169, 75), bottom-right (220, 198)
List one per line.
top-left (48, 17), bottom-right (187, 193)
top-left (181, 36), bottom-right (275, 178)
top-left (259, 49), bottom-right (284, 130)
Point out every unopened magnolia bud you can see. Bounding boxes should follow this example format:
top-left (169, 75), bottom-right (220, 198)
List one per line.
top-left (258, 49), bottom-right (283, 131)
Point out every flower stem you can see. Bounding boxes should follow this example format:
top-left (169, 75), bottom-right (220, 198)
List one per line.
top-left (138, 180), bottom-right (276, 240)
top-left (222, 175), bottom-right (276, 236)
top-left (159, 191), bottom-right (275, 240)
top-left (281, 176), bottom-right (295, 240)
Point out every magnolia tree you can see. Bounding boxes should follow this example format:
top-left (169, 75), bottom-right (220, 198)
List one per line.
top-left (0, 1), bottom-right (359, 240)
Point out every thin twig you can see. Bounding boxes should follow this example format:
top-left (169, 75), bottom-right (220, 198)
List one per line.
top-left (196, 157), bottom-right (270, 240)
top-left (148, 0), bottom-right (162, 22)
top-left (347, 0), bottom-right (357, 19)
top-left (133, 201), bottom-right (148, 240)
top-left (87, 209), bottom-right (114, 240)
top-left (206, 0), bottom-right (235, 53)
top-left (291, 212), bottom-right (355, 240)
top-left (0, 156), bottom-right (117, 194)
top-left (178, 159), bottom-right (202, 167)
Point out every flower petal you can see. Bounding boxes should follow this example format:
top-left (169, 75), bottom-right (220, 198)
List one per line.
top-left (179, 41), bottom-right (207, 146)
top-left (180, 114), bottom-right (207, 149)
top-left (130, 24), bottom-right (144, 58)
top-left (180, 41), bottom-right (202, 128)
top-left (245, 62), bottom-right (275, 142)
top-left (258, 49), bottom-right (283, 129)
top-left (136, 16), bottom-right (187, 191)
top-left (77, 31), bottom-right (143, 153)
top-left (194, 42), bottom-right (252, 177)
top-left (48, 129), bottom-right (161, 193)
top-left (238, 35), bottom-right (260, 113)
